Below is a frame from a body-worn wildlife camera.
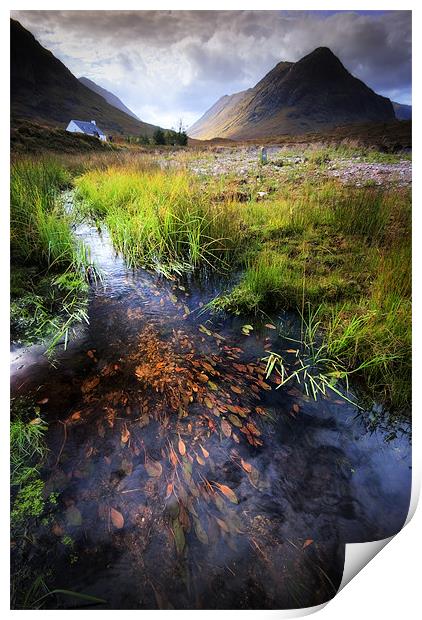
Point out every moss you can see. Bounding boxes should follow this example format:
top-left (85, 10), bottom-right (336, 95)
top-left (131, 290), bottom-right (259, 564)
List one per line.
top-left (11, 479), bottom-right (45, 524)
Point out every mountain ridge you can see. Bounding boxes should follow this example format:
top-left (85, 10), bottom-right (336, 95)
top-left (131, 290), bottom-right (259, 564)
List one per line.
top-left (188, 47), bottom-right (395, 140)
top-left (392, 101), bottom-right (412, 121)
top-left (10, 19), bottom-right (158, 136)
top-left (78, 77), bottom-right (140, 121)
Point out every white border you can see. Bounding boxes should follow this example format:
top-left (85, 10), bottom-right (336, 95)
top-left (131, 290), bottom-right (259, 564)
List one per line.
top-left (2, 2), bottom-right (419, 618)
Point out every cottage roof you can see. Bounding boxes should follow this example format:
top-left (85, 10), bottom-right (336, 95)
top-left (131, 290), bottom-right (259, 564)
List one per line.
top-left (70, 120), bottom-right (106, 136)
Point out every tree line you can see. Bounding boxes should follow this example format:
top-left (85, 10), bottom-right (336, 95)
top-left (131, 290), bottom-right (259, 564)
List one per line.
top-left (126, 123), bottom-right (188, 146)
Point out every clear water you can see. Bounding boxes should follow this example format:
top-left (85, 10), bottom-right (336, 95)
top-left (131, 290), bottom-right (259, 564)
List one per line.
top-left (11, 215), bottom-right (411, 610)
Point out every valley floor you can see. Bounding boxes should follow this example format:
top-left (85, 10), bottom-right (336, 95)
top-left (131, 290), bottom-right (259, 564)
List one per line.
top-left (183, 144), bottom-right (412, 187)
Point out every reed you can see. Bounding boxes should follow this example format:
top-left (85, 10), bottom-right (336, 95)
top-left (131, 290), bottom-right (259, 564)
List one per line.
top-left (75, 167), bottom-right (243, 274)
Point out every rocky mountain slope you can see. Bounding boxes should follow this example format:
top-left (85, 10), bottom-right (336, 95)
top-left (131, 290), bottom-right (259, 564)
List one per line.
top-left (392, 101), bottom-right (412, 121)
top-left (11, 19), bottom-right (157, 136)
top-left (189, 47), bottom-right (395, 140)
top-left (79, 77), bottom-right (140, 121)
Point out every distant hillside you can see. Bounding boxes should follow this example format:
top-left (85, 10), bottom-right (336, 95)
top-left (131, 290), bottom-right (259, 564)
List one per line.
top-left (10, 19), bottom-right (158, 137)
top-left (79, 77), bottom-right (140, 121)
top-left (392, 101), bottom-right (412, 121)
top-left (189, 47), bottom-right (395, 140)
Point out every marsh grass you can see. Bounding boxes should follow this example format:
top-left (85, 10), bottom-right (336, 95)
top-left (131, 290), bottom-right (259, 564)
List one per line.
top-left (10, 397), bottom-right (49, 536)
top-left (11, 158), bottom-right (93, 352)
top-left (75, 167), bottom-right (244, 274)
top-left (263, 305), bottom-right (360, 405)
top-left (212, 181), bottom-right (411, 412)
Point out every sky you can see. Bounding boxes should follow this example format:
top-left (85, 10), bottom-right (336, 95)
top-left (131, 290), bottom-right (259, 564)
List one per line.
top-left (11, 10), bottom-right (412, 129)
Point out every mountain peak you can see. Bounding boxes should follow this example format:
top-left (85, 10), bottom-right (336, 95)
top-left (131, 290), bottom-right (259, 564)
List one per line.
top-left (307, 46), bottom-right (337, 58)
top-left (296, 46), bottom-right (346, 76)
top-left (189, 46), bottom-right (394, 140)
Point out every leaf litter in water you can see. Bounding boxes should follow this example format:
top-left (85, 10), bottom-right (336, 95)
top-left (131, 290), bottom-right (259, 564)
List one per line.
top-left (240, 458), bottom-right (252, 473)
top-left (196, 454), bottom-right (205, 466)
top-left (145, 459), bottom-right (163, 477)
top-left (215, 517), bottom-right (230, 533)
top-left (193, 517), bottom-right (209, 545)
top-left (200, 445), bottom-right (209, 458)
top-left (228, 414), bottom-right (242, 428)
top-left (178, 436), bottom-right (186, 456)
top-left (110, 507), bottom-right (124, 529)
top-left (121, 424), bottom-right (130, 443)
top-left (215, 483), bottom-right (238, 504)
top-left (221, 419), bottom-right (231, 438)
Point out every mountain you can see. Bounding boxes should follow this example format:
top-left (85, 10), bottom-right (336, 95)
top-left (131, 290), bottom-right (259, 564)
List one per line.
top-left (188, 47), bottom-right (395, 140)
top-left (10, 19), bottom-right (158, 136)
top-left (392, 101), bottom-right (412, 121)
top-left (79, 77), bottom-right (140, 121)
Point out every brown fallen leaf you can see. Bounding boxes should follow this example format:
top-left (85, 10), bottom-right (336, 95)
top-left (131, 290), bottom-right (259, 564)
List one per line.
top-left (81, 376), bottom-right (100, 394)
top-left (221, 419), bottom-right (231, 438)
top-left (246, 421), bottom-right (261, 437)
top-left (230, 385), bottom-right (243, 395)
top-left (36, 397), bottom-right (49, 405)
top-left (302, 539), bottom-right (314, 549)
top-left (292, 403), bottom-right (300, 414)
top-left (257, 380), bottom-right (272, 391)
top-left (200, 445), bottom-right (209, 458)
top-left (265, 323), bottom-right (276, 330)
top-left (29, 417), bottom-right (43, 425)
top-left (145, 459), bottom-right (162, 477)
top-left (110, 507), bottom-right (124, 529)
top-left (169, 447), bottom-right (178, 466)
top-left (216, 483), bottom-right (238, 504)
top-left (228, 414), bottom-right (242, 428)
top-left (240, 458), bottom-right (252, 473)
top-left (215, 516), bottom-right (230, 533)
top-left (233, 363), bottom-right (248, 373)
top-left (196, 454), bottom-right (205, 466)
top-left (285, 349), bottom-right (298, 354)
top-left (178, 437), bottom-right (186, 456)
top-left (121, 424), bottom-right (130, 443)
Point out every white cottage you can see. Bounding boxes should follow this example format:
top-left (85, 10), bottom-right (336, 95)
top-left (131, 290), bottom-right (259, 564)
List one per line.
top-left (66, 119), bottom-right (107, 141)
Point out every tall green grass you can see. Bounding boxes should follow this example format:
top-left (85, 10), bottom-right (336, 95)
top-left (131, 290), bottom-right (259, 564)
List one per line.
top-left (11, 159), bottom-right (82, 268)
top-left (10, 158), bottom-right (91, 351)
top-left (75, 167), bottom-right (243, 274)
top-left (213, 182), bottom-right (411, 413)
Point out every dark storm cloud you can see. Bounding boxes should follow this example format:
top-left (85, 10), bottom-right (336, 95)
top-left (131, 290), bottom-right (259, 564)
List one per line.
top-left (10, 10), bottom-right (411, 127)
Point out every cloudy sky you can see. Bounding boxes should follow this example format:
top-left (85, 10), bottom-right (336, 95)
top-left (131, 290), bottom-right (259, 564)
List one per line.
top-left (11, 10), bottom-right (412, 129)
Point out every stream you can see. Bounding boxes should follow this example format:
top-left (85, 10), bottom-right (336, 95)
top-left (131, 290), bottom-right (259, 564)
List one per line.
top-left (10, 202), bottom-right (412, 610)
